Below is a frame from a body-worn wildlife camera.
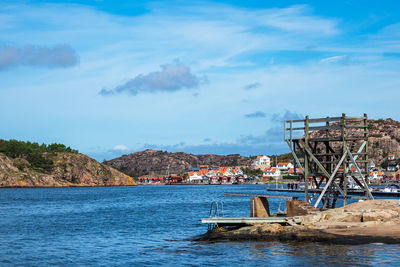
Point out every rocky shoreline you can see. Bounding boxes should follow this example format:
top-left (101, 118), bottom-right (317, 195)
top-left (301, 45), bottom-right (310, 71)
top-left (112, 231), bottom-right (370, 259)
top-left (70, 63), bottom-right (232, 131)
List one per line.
top-left (0, 152), bottom-right (137, 187)
top-left (195, 200), bottom-right (400, 244)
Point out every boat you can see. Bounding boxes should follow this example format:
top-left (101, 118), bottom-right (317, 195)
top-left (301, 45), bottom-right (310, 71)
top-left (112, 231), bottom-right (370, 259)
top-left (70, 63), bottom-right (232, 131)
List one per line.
top-left (382, 184), bottom-right (400, 193)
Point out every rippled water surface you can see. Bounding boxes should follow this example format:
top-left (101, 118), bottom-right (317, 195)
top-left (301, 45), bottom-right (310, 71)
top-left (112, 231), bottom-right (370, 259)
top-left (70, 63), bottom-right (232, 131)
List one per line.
top-left (1, 185), bottom-right (400, 266)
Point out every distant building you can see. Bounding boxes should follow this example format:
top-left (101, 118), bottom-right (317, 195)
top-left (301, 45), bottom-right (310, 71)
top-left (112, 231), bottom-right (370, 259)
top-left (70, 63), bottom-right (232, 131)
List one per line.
top-left (288, 168), bottom-right (303, 176)
top-left (188, 171), bottom-right (203, 183)
top-left (252, 155), bottom-right (271, 170)
top-left (277, 162), bottom-right (294, 171)
top-left (393, 170), bottom-right (400, 181)
top-left (368, 161), bottom-right (376, 172)
top-left (263, 167), bottom-right (280, 178)
top-left (387, 164), bottom-right (397, 172)
top-left (232, 168), bottom-right (244, 176)
top-left (388, 154), bottom-right (395, 161)
top-left (369, 170), bottom-right (384, 181)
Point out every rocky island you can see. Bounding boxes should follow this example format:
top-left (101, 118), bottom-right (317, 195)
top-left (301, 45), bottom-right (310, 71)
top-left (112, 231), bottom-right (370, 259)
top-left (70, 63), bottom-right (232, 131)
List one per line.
top-left (0, 139), bottom-right (136, 187)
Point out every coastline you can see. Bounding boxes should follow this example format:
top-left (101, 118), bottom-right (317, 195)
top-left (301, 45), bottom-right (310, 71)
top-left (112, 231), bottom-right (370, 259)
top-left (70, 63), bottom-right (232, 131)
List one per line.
top-left (0, 184), bottom-right (138, 189)
top-left (195, 199), bottom-right (400, 245)
top-left (195, 223), bottom-right (400, 245)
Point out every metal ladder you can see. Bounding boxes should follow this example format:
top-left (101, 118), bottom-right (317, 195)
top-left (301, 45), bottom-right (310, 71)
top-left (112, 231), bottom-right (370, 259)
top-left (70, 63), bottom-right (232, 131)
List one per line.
top-left (208, 201), bottom-right (224, 230)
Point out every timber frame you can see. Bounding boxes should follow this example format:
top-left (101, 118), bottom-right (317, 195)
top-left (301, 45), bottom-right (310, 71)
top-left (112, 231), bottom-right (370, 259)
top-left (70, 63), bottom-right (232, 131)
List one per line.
top-left (284, 113), bottom-right (373, 208)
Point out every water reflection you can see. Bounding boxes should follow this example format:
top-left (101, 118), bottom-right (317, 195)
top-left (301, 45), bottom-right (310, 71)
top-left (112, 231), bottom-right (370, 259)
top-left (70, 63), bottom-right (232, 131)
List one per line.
top-left (185, 240), bottom-right (400, 266)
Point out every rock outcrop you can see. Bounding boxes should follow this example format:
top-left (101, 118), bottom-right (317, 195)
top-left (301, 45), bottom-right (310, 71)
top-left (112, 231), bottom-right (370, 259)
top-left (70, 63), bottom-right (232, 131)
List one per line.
top-left (196, 200), bottom-right (400, 244)
top-left (310, 118), bottom-right (400, 166)
top-left (300, 199), bottom-right (400, 225)
top-left (0, 152), bottom-right (136, 187)
top-left (286, 200), bottom-right (319, 217)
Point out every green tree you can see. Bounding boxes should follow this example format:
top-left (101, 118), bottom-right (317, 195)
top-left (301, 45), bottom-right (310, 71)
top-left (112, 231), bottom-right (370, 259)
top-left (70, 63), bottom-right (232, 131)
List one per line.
top-left (0, 139), bottom-right (78, 172)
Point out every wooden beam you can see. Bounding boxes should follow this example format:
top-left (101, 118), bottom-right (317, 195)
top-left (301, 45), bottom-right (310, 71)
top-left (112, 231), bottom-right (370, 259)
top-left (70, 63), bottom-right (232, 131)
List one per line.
top-left (347, 147), bottom-right (374, 200)
top-left (201, 217), bottom-right (301, 224)
top-left (224, 193), bottom-right (296, 199)
top-left (313, 152), bottom-right (347, 208)
top-left (285, 140), bottom-right (304, 173)
top-left (298, 140), bottom-right (345, 196)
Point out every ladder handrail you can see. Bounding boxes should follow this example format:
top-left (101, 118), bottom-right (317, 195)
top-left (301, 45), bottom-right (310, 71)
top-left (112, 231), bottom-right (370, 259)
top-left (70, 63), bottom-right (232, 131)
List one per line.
top-left (209, 201), bottom-right (224, 217)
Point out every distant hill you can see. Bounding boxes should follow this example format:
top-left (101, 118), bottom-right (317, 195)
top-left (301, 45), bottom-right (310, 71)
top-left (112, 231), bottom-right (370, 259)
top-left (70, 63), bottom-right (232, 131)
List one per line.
top-left (309, 119), bottom-right (400, 167)
top-left (366, 119), bottom-right (400, 166)
top-left (103, 149), bottom-right (252, 177)
top-left (0, 139), bottom-right (136, 187)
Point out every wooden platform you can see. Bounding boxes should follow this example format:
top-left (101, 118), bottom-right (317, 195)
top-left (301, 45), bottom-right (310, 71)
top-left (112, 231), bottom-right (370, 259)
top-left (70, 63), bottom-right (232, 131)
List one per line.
top-left (201, 216), bottom-right (301, 225)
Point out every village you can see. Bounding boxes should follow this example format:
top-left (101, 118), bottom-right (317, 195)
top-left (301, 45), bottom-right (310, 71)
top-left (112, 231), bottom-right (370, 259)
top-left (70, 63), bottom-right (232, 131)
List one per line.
top-left (137, 155), bottom-right (294, 184)
top-left (137, 153), bottom-right (400, 185)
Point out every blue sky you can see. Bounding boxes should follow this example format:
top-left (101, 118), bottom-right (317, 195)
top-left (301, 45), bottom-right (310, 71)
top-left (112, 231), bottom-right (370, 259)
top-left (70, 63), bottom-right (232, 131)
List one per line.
top-left (1, 0), bottom-right (400, 160)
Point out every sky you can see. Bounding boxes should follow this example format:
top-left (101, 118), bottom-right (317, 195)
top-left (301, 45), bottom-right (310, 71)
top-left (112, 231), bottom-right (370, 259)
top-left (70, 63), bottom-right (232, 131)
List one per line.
top-left (1, 0), bottom-right (400, 161)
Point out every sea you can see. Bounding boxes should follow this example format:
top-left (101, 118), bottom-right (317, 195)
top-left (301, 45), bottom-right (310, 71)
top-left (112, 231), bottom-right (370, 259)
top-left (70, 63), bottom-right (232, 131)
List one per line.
top-left (0, 184), bottom-right (400, 266)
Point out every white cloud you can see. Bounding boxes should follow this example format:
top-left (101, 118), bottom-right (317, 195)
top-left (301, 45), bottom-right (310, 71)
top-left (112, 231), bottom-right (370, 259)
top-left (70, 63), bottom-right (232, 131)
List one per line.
top-left (320, 55), bottom-right (350, 65)
top-left (0, 44), bottom-right (78, 70)
top-left (100, 61), bottom-right (206, 96)
top-left (254, 5), bottom-right (339, 36)
top-left (369, 23), bottom-right (400, 52)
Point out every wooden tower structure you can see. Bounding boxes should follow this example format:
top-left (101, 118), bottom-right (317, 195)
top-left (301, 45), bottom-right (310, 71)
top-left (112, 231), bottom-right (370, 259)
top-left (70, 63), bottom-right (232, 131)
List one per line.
top-left (284, 113), bottom-right (373, 208)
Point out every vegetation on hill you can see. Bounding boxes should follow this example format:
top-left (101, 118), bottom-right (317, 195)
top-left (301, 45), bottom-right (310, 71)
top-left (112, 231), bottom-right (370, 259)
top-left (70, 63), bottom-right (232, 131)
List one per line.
top-left (0, 139), bottom-right (78, 172)
top-left (0, 139), bottom-right (136, 187)
top-left (241, 167), bottom-right (263, 177)
top-left (276, 153), bottom-right (293, 162)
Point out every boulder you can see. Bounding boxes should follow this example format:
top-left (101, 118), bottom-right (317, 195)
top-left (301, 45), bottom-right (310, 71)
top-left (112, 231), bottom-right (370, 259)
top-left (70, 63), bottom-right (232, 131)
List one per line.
top-left (363, 210), bottom-right (399, 222)
top-left (287, 200), bottom-right (319, 217)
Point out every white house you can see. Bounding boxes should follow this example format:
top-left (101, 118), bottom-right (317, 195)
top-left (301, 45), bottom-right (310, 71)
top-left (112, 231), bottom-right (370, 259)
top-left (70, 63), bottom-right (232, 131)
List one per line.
top-left (232, 168), bottom-right (243, 176)
top-left (388, 164), bottom-right (398, 172)
top-left (369, 170), bottom-right (384, 181)
top-left (288, 168), bottom-right (303, 176)
top-left (218, 167), bottom-right (233, 177)
top-left (368, 161), bottom-right (376, 171)
top-left (206, 170), bottom-right (218, 177)
top-left (188, 171), bottom-right (203, 183)
top-left (263, 167), bottom-right (281, 178)
top-left (388, 154), bottom-right (396, 161)
top-left (252, 155), bottom-right (271, 170)
top-left (277, 162), bottom-right (294, 171)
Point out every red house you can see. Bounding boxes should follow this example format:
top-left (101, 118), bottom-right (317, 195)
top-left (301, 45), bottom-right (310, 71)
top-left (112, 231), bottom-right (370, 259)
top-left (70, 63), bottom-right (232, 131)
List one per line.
top-left (221, 176), bottom-right (230, 184)
top-left (210, 177), bottom-right (220, 184)
top-left (166, 176), bottom-right (183, 183)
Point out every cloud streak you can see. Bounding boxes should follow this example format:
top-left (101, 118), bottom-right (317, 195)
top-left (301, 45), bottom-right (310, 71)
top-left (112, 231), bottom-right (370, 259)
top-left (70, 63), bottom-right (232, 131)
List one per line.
top-left (320, 55), bottom-right (350, 65)
top-left (244, 111), bottom-right (266, 118)
top-left (100, 62), bottom-right (207, 96)
top-left (238, 126), bottom-right (283, 145)
top-left (0, 44), bottom-right (78, 70)
top-left (244, 82), bottom-right (261, 90)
